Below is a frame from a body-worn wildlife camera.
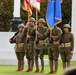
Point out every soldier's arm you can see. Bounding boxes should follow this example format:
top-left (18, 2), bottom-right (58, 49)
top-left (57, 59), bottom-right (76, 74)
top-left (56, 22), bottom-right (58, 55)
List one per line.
top-left (9, 32), bottom-right (18, 43)
top-left (43, 28), bottom-right (50, 38)
top-left (30, 29), bottom-right (36, 39)
top-left (37, 31), bottom-right (45, 39)
top-left (51, 28), bottom-right (62, 39)
top-left (13, 33), bottom-right (18, 42)
top-left (70, 33), bottom-right (74, 51)
top-left (22, 27), bottom-right (27, 38)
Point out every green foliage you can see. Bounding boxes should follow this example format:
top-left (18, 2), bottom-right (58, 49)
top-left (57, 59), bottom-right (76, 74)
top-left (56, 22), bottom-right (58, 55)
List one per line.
top-left (58, 0), bottom-right (72, 29)
top-left (62, 0), bottom-right (72, 24)
top-left (0, 0), bottom-right (72, 31)
top-left (0, 0), bottom-right (14, 31)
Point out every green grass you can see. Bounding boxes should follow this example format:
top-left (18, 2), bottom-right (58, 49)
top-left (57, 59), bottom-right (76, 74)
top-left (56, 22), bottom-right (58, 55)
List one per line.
top-left (0, 60), bottom-right (76, 75)
top-left (44, 55), bottom-right (48, 59)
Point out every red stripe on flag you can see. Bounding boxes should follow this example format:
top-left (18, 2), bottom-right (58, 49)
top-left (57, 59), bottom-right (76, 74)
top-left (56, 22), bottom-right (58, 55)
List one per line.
top-left (36, 0), bottom-right (40, 2)
top-left (22, 0), bottom-right (32, 16)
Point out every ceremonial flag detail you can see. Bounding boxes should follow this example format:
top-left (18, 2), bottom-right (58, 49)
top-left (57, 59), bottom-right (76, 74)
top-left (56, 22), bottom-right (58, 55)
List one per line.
top-left (46, 0), bottom-right (62, 29)
top-left (22, 0), bottom-right (32, 16)
top-left (30, 0), bottom-right (40, 11)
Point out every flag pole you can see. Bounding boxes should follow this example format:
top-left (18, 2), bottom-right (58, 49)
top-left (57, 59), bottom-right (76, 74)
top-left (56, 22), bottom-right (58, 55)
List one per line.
top-left (28, 12), bottom-right (30, 22)
top-left (28, 0), bottom-right (30, 22)
top-left (50, 29), bottom-right (52, 41)
top-left (27, 4), bottom-right (30, 35)
top-left (36, 10), bottom-right (38, 40)
top-left (27, 0), bottom-right (30, 32)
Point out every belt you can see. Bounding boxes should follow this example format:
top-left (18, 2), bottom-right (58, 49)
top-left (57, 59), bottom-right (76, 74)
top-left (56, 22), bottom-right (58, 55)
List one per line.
top-left (53, 41), bottom-right (57, 44)
top-left (39, 40), bottom-right (45, 45)
top-left (60, 42), bottom-right (71, 47)
top-left (16, 43), bottom-right (24, 47)
top-left (30, 41), bottom-right (34, 42)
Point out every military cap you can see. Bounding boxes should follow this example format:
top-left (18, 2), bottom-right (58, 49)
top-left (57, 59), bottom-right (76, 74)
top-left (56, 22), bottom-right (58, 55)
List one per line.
top-left (18, 23), bottom-right (25, 28)
top-left (63, 24), bottom-right (71, 28)
top-left (38, 18), bottom-right (45, 23)
top-left (29, 17), bottom-right (35, 22)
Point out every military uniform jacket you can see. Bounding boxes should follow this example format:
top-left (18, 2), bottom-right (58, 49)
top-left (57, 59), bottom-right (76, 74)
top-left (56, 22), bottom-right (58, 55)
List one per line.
top-left (52, 27), bottom-right (62, 41)
top-left (59, 32), bottom-right (74, 52)
top-left (14, 32), bottom-right (25, 52)
top-left (24, 25), bottom-right (36, 42)
top-left (36, 26), bottom-right (47, 41)
top-left (34, 26), bottom-right (48, 50)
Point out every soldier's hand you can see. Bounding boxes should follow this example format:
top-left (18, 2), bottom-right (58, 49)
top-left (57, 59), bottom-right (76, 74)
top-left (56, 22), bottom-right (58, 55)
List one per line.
top-left (27, 34), bottom-right (30, 38)
top-left (36, 31), bottom-right (39, 34)
top-left (56, 41), bottom-right (60, 45)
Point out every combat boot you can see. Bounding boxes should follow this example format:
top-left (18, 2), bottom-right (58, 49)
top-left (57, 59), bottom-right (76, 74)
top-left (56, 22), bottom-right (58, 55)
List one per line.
top-left (34, 59), bottom-right (39, 73)
top-left (29, 60), bottom-right (33, 72)
top-left (32, 59), bottom-right (34, 68)
top-left (63, 62), bottom-right (66, 69)
top-left (67, 61), bottom-right (70, 67)
top-left (54, 60), bottom-right (58, 73)
top-left (16, 60), bottom-right (21, 71)
top-left (40, 70), bottom-right (44, 73)
top-left (48, 60), bottom-right (53, 74)
top-left (34, 70), bottom-right (39, 73)
top-left (26, 60), bottom-right (30, 72)
top-left (20, 60), bottom-right (24, 71)
top-left (40, 59), bottom-right (44, 73)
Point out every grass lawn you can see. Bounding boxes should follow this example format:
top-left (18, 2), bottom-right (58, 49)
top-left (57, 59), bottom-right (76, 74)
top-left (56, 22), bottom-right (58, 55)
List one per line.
top-left (0, 60), bottom-right (76, 75)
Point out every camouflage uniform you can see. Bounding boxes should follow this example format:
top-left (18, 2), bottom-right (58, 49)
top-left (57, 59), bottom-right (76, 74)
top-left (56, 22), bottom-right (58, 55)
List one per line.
top-left (48, 26), bottom-right (62, 74)
top-left (59, 24), bottom-right (74, 69)
top-left (23, 17), bottom-right (36, 72)
top-left (14, 24), bottom-right (25, 71)
top-left (34, 18), bottom-right (47, 73)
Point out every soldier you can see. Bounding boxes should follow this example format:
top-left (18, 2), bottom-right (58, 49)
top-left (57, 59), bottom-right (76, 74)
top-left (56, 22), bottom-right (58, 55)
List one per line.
top-left (23, 17), bottom-right (36, 72)
top-left (58, 24), bottom-right (74, 69)
top-left (48, 25), bottom-right (62, 74)
top-left (12, 23), bottom-right (25, 71)
top-left (34, 18), bottom-right (47, 73)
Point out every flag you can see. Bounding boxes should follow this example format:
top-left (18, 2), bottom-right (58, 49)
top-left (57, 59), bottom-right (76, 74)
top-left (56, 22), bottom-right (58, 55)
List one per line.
top-left (22, 0), bottom-right (32, 16)
top-left (30, 0), bottom-right (40, 11)
top-left (46, 0), bottom-right (62, 29)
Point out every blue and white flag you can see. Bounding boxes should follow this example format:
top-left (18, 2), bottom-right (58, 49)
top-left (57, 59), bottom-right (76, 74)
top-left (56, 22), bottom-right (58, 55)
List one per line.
top-left (46, 0), bottom-right (62, 29)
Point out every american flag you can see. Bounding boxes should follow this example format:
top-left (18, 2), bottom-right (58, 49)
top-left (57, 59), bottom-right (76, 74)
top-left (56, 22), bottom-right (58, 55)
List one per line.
top-left (22, 0), bottom-right (32, 16)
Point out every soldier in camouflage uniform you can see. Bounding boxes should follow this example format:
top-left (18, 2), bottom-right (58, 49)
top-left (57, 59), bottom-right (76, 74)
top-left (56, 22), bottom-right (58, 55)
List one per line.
top-left (13, 24), bottom-right (25, 71)
top-left (23, 17), bottom-right (36, 72)
top-left (59, 24), bottom-right (74, 69)
top-left (48, 25), bottom-right (62, 74)
top-left (34, 18), bottom-right (47, 73)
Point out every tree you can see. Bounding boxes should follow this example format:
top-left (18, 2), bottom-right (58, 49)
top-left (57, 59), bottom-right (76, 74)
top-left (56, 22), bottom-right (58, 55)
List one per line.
top-left (62, 0), bottom-right (72, 24)
top-left (0, 0), bottom-right (14, 31)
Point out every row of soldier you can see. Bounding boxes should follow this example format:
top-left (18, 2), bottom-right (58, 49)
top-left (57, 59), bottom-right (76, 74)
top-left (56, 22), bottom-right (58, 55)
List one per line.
top-left (9, 17), bottom-right (74, 74)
